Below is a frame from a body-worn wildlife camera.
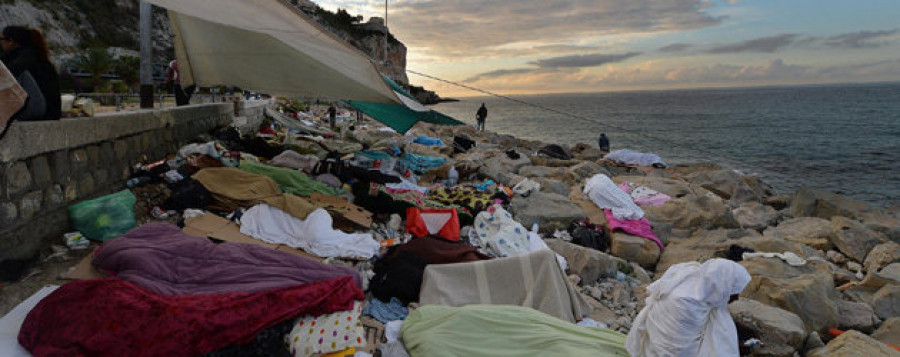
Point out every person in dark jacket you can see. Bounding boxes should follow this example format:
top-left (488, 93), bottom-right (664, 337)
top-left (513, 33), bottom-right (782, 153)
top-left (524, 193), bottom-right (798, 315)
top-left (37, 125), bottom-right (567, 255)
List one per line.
top-left (475, 103), bottom-right (487, 131)
top-left (0, 26), bottom-right (60, 120)
top-left (327, 104), bottom-right (337, 130)
top-left (598, 133), bottom-right (609, 151)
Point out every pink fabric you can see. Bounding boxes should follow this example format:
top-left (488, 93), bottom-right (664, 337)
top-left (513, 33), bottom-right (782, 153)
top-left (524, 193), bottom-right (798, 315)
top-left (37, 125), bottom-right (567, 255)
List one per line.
top-left (604, 209), bottom-right (664, 251)
top-left (618, 182), bottom-right (671, 207)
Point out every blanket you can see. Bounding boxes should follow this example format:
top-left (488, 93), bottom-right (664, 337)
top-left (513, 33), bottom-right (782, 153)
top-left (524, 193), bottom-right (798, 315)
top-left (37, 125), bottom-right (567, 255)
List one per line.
top-left (583, 174), bottom-right (644, 220)
top-left (603, 210), bottom-right (664, 251)
top-left (93, 223), bottom-right (361, 294)
top-left (418, 249), bottom-right (589, 323)
top-left (605, 149), bottom-right (666, 167)
top-left (18, 277), bottom-right (362, 357)
top-left (193, 167), bottom-right (317, 220)
top-left (402, 305), bottom-right (628, 357)
top-left (239, 161), bottom-right (340, 197)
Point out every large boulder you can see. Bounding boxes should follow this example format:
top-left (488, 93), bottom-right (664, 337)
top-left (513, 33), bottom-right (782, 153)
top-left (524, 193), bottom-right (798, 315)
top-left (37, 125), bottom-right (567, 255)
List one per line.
top-left (565, 161), bottom-right (607, 186)
top-left (791, 188), bottom-right (900, 236)
top-left (740, 257), bottom-right (840, 332)
top-left (509, 191), bottom-right (586, 232)
top-left (609, 232), bottom-right (660, 269)
top-left (871, 317), bottom-right (900, 347)
top-left (570, 144), bottom-right (606, 161)
top-left (596, 160), bottom-right (646, 177)
top-left (763, 217), bottom-right (834, 251)
top-left (681, 168), bottom-right (773, 203)
top-left (655, 228), bottom-right (761, 275)
top-left (611, 176), bottom-right (692, 198)
top-left (836, 299), bottom-right (880, 333)
top-left (518, 165), bottom-right (565, 179)
top-left (830, 216), bottom-right (888, 263)
top-left (641, 187), bottom-right (736, 230)
top-left (534, 177), bottom-right (570, 196)
top-left (728, 299), bottom-right (807, 357)
top-left (733, 201), bottom-right (778, 231)
top-left (807, 330), bottom-right (900, 357)
top-left (871, 284), bottom-right (900, 320)
top-left (545, 239), bottom-right (627, 284)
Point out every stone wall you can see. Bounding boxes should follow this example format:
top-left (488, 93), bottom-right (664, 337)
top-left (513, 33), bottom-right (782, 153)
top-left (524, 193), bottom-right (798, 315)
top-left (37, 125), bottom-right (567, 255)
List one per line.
top-left (0, 103), bottom-right (234, 263)
top-left (233, 99), bottom-right (271, 135)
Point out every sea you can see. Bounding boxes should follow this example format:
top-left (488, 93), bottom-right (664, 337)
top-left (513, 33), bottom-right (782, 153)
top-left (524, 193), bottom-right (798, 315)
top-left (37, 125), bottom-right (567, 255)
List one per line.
top-left (431, 82), bottom-right (900, 208)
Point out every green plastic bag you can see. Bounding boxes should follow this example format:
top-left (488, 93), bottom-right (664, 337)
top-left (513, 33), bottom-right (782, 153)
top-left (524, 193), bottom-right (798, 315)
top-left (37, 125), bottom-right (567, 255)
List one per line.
top-left (68, 190), bottom-right (137, 241)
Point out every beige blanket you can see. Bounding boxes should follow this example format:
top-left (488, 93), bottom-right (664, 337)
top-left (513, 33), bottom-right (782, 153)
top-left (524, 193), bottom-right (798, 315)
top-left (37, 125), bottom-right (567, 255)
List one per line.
top-left (418, 249), bottom-right (590, 323)
top-left (193, 167), bottom-right (316, 220)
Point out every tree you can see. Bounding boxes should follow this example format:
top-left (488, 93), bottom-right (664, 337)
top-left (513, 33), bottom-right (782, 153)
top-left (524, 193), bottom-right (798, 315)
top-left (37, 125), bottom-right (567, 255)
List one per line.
top-left (113, 55), bottom-right (140, 93)
top-left (72, 47), bottom-right (113, 89)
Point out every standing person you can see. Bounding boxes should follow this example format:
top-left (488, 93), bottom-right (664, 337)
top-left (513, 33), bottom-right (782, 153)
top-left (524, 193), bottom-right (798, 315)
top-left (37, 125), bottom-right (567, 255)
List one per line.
top-left (327, 104), bottom-right (337, 130)
top-left (475, 103), bottom-right (487, 131)
top-left (0, 26), bottom-right (60, 120)
top-left (164, 60), bottom-right (189, 106)
top-left (598, 133), bottom-right (609, 151)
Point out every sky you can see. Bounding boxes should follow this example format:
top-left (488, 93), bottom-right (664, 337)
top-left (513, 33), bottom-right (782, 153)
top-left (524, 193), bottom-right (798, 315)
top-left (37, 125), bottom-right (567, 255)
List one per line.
top-left (315, 0), bottom-right (900, 97)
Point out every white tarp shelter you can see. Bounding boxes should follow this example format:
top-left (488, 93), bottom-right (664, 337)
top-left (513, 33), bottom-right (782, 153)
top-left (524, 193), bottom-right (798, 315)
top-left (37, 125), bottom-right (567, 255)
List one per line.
top-left (146, 0), bottom-right (402, 104)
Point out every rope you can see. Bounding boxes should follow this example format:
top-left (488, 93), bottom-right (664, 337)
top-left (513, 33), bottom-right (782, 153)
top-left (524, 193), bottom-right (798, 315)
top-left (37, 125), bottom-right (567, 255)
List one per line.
top-left (406, 69), bottom-right (739, 168)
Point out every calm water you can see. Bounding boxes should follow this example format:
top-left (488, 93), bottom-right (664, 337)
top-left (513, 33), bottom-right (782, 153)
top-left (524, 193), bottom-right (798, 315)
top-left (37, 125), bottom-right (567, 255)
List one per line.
top-left (432, 83), bottom-right (900, 207)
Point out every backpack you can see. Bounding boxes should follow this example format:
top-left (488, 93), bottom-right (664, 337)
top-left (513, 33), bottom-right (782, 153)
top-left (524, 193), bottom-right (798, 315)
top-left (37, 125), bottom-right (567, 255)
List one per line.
top-left (568, 220), bottom-right (610, 252)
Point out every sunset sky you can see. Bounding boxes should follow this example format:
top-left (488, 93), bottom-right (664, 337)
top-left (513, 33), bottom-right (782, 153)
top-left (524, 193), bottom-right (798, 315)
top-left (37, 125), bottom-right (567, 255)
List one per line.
top-left (315, 0), bottom-right (900, 97)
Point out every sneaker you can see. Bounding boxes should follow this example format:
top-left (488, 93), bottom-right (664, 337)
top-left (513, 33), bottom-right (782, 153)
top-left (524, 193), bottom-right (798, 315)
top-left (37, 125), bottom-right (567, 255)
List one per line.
top-left (150, 206), bottom-right (169, 219)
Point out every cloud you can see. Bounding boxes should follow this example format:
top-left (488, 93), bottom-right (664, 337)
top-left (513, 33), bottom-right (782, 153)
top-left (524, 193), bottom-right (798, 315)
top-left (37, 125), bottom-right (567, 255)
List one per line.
top-left (529, 52), bottom-right (642, 68)
top-left (463, 68), bottom-right (557, 82)
top-left (707, 34), bottom-right (798, 53)
top-left (825, 29), bottom-right (898, 49)
top-left (658, 43), bottom-right (692, 53)
top-left (386, 0), bottom-right (723, 57)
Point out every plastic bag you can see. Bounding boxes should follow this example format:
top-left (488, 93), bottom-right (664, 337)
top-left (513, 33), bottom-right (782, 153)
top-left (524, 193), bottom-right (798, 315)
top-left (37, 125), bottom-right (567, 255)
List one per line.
top-left (68, 190), bottom-right (137, 241)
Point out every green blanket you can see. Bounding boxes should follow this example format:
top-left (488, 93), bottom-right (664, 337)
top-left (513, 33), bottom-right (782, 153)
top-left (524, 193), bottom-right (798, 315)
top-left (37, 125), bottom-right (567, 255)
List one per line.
top-left (239, 162), bottom-right (340, 197)
top-left (402, 305), bottom-right (628, 357)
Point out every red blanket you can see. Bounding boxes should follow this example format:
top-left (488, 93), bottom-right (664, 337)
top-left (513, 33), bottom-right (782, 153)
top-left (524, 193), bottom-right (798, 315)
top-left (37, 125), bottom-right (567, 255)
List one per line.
top-left (19, 277), bottom-right (362, 357)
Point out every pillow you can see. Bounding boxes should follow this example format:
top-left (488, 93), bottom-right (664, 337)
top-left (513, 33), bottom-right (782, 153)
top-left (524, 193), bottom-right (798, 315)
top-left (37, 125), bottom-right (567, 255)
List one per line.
top-left (285, 301), bottom-right (365, 356)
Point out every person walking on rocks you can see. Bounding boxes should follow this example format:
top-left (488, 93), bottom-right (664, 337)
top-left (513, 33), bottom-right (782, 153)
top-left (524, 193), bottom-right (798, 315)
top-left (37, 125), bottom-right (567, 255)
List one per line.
top-left (327, 104), bottom-right (337, 130)
top-left (475, 103), bottom-right (487, 131)
top-left (598, 133), bottom-right (609, 151)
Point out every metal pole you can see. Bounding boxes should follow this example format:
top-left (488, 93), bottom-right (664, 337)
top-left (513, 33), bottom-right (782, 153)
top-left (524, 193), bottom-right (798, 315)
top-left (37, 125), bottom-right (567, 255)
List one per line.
top-left (383, 0), bottom-right (388, 66)
top-left (139, 1), bottom-right (154, 108)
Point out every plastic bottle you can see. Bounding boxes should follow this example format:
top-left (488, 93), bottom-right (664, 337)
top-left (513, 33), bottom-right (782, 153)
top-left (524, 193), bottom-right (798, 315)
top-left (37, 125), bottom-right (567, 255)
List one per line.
top-left (126, 176), bottom-right (151, 188)
top-left (531, 221), bottom-right (539, 235)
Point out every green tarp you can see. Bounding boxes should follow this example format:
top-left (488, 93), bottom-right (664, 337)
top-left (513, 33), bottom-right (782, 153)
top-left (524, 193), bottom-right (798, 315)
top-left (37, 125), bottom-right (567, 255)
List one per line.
top-left (346, 75), bottom-right (464, 134)
top-left (239, 162), bottom-right (339, 197)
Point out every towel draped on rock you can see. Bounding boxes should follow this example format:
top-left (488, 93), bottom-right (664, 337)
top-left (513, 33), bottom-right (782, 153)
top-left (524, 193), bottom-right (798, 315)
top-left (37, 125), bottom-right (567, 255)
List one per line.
top-left (92, 223), bottom-right (361, 294)
top-left (18, 276), bottom-right (363, 357)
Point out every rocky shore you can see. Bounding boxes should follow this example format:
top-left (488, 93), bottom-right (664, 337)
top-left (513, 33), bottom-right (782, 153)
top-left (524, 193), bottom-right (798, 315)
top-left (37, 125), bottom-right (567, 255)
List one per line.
top-left (3, 107), bottom-right (899, 356)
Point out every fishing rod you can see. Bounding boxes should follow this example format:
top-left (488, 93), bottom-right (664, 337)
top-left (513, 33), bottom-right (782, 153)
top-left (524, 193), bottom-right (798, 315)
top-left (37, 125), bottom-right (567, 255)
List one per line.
top-left (406, 69), bottom-right (742, 169)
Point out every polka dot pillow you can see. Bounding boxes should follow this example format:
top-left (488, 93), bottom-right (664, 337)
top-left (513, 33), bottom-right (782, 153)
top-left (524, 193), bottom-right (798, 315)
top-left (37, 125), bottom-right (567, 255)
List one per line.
top-left (285, 301), bottom-right (366, 356)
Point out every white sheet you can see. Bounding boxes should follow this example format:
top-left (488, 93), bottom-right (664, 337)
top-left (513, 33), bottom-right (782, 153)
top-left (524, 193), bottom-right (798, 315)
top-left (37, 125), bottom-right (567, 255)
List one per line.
top-left (605, 149), bottom-right (667, 167)
top-left (0, 285), bottom-right (59, 357)
top-left (240, 204), bottom-right (379, 259)
top-left (583, 174), bottom-right (644, 220)
top-left (626, 259), bottom-right (751, 357)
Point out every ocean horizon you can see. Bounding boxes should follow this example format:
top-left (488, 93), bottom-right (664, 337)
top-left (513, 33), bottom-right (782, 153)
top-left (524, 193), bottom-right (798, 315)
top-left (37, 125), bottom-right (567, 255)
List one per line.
top-left (432, 82), bottom-right (900, 208)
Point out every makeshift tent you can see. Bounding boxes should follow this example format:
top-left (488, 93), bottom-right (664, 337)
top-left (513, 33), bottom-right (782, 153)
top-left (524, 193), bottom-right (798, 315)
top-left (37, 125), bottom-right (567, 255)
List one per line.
top-left (346, 75), bottom-right (464, 133)
top-left (146, 0), bottom-right (400, 104)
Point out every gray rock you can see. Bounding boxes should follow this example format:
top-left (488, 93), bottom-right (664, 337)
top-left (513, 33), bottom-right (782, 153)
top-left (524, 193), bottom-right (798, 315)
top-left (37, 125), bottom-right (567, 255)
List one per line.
top-left (871, 284), bottom-right (900, 320)
top-left (830, 216), bottom-right (888, 263)
top-left (791, 188), bottom-right (900, 242)
top-left (764, 217), bottom-right (834, 251)
top-left (641, 187), bottom-right (734, 230)
top-left (609, 232), bottom-right (660, 269)
top-left (864, 242), bottom-right (900, 276)
top-left (509, 191), bottom-right (585, 232)
top-left (545, 239), bottom-right (627, 284)
top-left (534, 177), bottom-right (570, 196)
top-left (565, 161), bottom-right (606, 185)
top-left (740, 257), bottom-right (840, 332)
top-left (729, 298), bottom-right (807, 357)
top-left (682, 168), bottom-right (773, 203)
top-left (871, 317), bottom-right (900, 347)
top-left (5, 162), bottom-right (32, 195)
top-left (827, 250), bottom-right (848, 264)
top-left (518, 165), bottom-right (563, 178)
top-left (836, 299), bottom-right (880, 333)
top-left (732, 201), bottom-right (778, 231)
top-left (806, 330), bottom-right (900, 357)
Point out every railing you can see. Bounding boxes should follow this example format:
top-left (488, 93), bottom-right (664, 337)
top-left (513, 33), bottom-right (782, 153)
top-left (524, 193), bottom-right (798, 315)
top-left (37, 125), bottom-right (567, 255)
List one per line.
top-left (73, 92), bottom-right (243, 112)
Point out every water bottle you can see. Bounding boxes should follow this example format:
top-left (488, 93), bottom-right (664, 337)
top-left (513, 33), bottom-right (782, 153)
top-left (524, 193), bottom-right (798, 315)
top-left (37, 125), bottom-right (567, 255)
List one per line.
top-left (531, 221), bottom-right (539, 235)
top-left (126, 176), bottom-right (151, 188)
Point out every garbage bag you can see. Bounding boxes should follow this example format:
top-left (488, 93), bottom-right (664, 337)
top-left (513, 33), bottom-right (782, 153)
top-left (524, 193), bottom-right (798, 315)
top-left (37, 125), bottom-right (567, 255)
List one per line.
top-left (69, 190), bottom-right (137, 241)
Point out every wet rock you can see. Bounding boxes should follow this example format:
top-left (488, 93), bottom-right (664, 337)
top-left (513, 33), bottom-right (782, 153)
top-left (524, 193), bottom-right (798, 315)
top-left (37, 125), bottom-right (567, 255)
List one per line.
top-left (729, 298), bottom-right (806, 357)
top-left (764, 217), bottom-right (834, 251)
top-left (609, 232), bottom-right (660, 269)
top-left (545, 239), bottom-right (626, 284)
top-left (740, 257), bottom-right (840, 332)
top-left (836, 299), bottom-right (880, 333)
top-left (732, 201), bottom-right (778, 231)
top-left (806, 330), bottom-right (900, 357)
top-left (871, 284), bottom-right (900, 320)
top-left (509, 191), bottom-right (585, 232)
top-left (871, 317), bottom-right (900, 347)
top-left (830, 216), bottom-right (888, 263)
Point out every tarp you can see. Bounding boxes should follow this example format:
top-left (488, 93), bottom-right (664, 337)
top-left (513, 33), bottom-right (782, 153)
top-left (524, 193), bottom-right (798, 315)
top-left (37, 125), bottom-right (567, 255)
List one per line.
top-left (346, 75), bottom-right (464, 133)
top-left (146, 0), bottom-right (401, 104)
